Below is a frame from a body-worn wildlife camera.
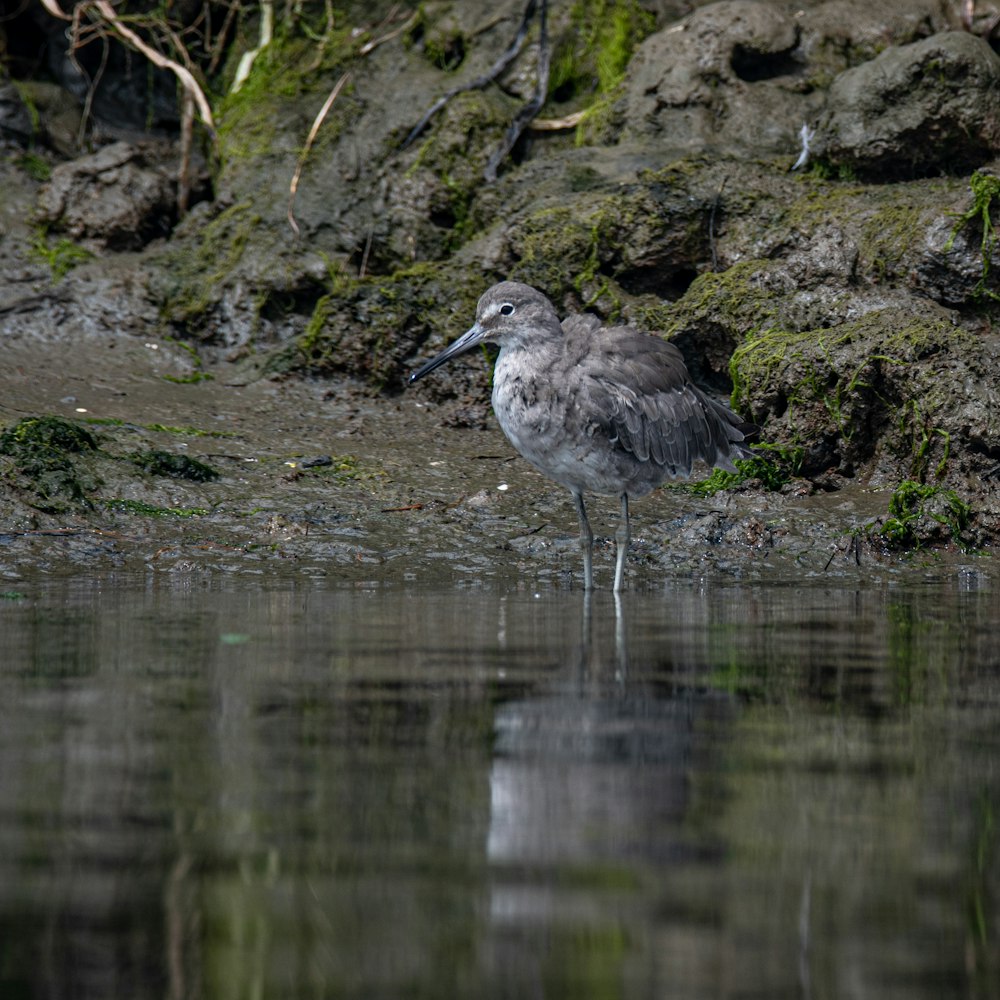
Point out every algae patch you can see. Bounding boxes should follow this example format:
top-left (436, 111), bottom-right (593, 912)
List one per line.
top-left (944, 170), bottom-right (1000, 300)
top-left (102, 499), bottom-right (210, 518)
top-left (29, 229), bottom-right (93, 281)
top-left (0, 416), bottom-right (100, 511)
top-left (687, 444), bottom-right (804, 497)
top-left (729, 310), bottom-right (967, 477)
top-left (131, 450), bottom-right (220, 483)
top-left (861, 480), bottom-right (972, 551)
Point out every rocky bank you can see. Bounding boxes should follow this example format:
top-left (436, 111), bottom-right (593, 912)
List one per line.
top-left (0, 0), bottom-right (998, 588)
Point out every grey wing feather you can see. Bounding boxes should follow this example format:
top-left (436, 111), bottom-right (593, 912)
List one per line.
top-left (582, 331), bottom-right (753, 476)
top-left (562, 314), bottom-right (603, 338)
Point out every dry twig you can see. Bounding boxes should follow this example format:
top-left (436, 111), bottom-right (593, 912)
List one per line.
top-left (287, 71), bottom-right (352, 236)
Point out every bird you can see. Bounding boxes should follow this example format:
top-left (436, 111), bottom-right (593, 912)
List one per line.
top-left (409, 281), bottom-right (756, 591)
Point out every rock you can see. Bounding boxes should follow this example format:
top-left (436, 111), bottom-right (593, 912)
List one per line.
top-left (817, 31), bottom-right (1000, 179)
top-left (796, 0), bottom-right (952, 81)
top-left (624, 0), bottom-right (808, 156)
top-left (0, 80), bottom-right (84, 156)
top-left (36, 140), bottom-right (177, 250)
top-left (0, 78), bottom-right (34, 147)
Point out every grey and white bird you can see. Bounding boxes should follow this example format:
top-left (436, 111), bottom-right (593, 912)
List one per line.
top-left (410, 281), bottom-right (756, 591)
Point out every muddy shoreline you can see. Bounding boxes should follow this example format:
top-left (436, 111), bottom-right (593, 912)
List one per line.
top-left (1, 0), bottom-right (998, 586)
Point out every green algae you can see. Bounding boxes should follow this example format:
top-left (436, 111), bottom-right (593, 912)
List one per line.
top-left (157, 200), bottom-right (261, 327)
top-left (944, 170), bottom-right (1000, 300)
top-left (102, 498), bottom-right (210, 518)
top-left (729, 311), bottom-right (968, 475)
top-left (29, 229), bottom-right (93, 281)
top-left (131, 450), bottom-right (220, 482)
top-left (860, 480), bottom-right (972, 551)
top-left (81, 417), bottom-right (236, 439)
top-left (0, 416), bottom-right (100, 510)
top-left (688, 444), bottom-right (804, 497)
top-left (0, 416), bottom-right (97, 455)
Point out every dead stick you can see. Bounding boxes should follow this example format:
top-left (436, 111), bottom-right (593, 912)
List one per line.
top-left (288, 70), bottom-right (351, 236)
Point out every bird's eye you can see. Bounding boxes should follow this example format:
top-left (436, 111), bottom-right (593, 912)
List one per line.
top-left (499, 303), bottom-right (515, 316)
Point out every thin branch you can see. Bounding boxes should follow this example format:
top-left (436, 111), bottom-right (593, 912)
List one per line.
top-left (231, 0), bottom-right (273, 93)
top-left (287, 71), bottom-right (352, 236)
top-left (206, 0), bottom-right (241, 76)
top-left (91, 0), bottom-right (215, 133)
top-left (529, 110), bottom-right (586, 131)
top-left (38, 0), bottom-right (69, 21)
top-left (359, 8), bottom-right (420, 55)
top-left (402, 0), bottom-right (538, 149)
top-left (484, 0), bottom-right (548, 181)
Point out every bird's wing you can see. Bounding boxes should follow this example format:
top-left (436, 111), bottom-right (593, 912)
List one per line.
top-left (561, 314), bottom-right (603, 338)
top-left (576, 331), bottom-right (751, 476)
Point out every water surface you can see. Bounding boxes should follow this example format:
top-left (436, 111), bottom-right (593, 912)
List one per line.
top-left (0, 574), bottom-right (997, 999)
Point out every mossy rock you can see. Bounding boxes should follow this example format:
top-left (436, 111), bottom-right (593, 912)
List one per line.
top-left (131, 449), bottom-right (220, 482)
top-left (862, 479), bottom-right (973, 551)
top-left (0, 416), bottom-right (100, 510)
top-left (729, 310), bottom-right (973, 480)
top-left (506, 181), bottom-right (710, 312)
top-left (549, 0), bottom-right (655, 102)
top-left (276, 259), bottom-right (487, 392)
top-left (154, 201), bottom-right (262, 329)
top-left (0, 415), bottom-right (97, 455)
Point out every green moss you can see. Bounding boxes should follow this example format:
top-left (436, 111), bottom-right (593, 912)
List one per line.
top-left (0, 416), bottom-right (100, 510)
top-left (727, 309), bottom-right (969, 481)
top-left (807, 160), bottom-right (858, 183)
top-left (17, 152), bottom-right (51, 182)
top-left (860, 202), bottom-right (928, 281)
top-left (550, 0), bottom-right (655, 105)
top-left (403, 90), bottom-right (513, 251)
top-left (217, 22), bottom-right (357, 164)
top-left (866, 480), bottom-right (972, 550)
top-left (102, 498), bottom-right (209, 518)
top-left (944, 170), bottom-right (1000, 300)
top-left (81, 417), bottom-right (236, 439)
top-left (688, 444), bottom-right (804, 496)
top-left (301, 293), bottom-right (335, 357)
top-left (420, 16), bottom-right (466, 72)
top-left (511, 188), bottom-right (697, 310)
top-left (290, 259), bottom-right (483, 388)
top-left (657, 260), bottom-right (785, 351)
top-left (158, 201), bottom-right (260, 325)
top-left (131, 449), bottom-right (220, 482)
top-left (510, 204), bottom-right (604, 299)
top-left (29, 229), bottom-right (93, 281)
top-left (729, 311), bottom-right (963, 442)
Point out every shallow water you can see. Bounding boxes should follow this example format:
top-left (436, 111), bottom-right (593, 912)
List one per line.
top-left (0, 574), bottom-right (998, 1000)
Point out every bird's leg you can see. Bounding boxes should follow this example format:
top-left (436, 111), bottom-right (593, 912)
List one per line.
top-left (572, 489), bottom-right (594, 590)
top-left (613, 493), bottom-right (630, 593)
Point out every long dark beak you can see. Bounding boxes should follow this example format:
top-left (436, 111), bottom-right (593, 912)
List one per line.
top-left (409, 321), bottom-right (490, 384)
